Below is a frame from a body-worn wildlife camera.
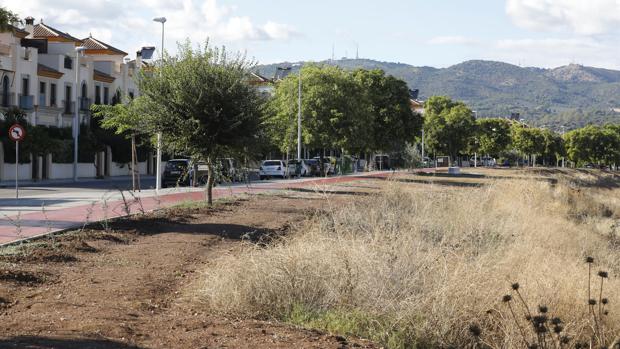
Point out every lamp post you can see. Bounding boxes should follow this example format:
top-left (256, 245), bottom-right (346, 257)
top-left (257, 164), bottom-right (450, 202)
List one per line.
top-left (153, 16), bottom-right (166, 191)
top-left (297, 70), bottom-right (302, 161)
top-left (561, 125), bottom-right (566, 168)
top-left (287, 64), bottom-right (302, 161)
top-left (73, 46), bottom-right (86, 182)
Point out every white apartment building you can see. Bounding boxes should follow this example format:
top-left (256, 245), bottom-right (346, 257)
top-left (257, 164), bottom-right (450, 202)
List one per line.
top-left (0, 17), bottom-right (148, 181)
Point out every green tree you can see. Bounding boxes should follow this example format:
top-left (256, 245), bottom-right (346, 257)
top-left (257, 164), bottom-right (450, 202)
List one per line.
top-left (351, 69), bottom-right (422, 153)
top-left (540, 128), bottom-right (565, 166)
top-left (423, 96), bottom-right (476, 164)
top-left (0, 7), bottom-right (20, 32)
top-left (92, 97), bottom-right (152, 190)
top-left (511, 125), bottom-right (545, 166)
top-left (475, 118), bottom-right (512, 157)
top-left (565, 125), bottom-right (620, 168)
top-left (267, 65), bottom-right (372, 158)
top-left (137, 41), bottom-right (264, 204)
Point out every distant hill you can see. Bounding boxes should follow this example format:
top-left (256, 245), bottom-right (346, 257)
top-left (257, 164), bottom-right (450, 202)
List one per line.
top-left (257, 59), bottom-right (620, 130)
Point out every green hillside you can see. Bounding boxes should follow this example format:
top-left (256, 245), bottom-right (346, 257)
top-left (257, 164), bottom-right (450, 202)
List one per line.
top-left (257, 59), bottom-right (620, 130)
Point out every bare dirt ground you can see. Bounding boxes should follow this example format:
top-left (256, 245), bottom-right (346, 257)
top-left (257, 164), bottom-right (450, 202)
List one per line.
top-left (1, 168), bottom-right (605, 349)
top-left (0, 183), bottom-right (381, 349)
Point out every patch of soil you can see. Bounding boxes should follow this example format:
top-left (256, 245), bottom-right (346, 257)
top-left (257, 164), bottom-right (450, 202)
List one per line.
top-left (0, 184), bottom-right (382, 348)
top-left (0, 296), bottom-right (11, 309)
top-left (0, 269), bottom-right (47, 285)
top-left (0, 246), bottom-right (77, 264)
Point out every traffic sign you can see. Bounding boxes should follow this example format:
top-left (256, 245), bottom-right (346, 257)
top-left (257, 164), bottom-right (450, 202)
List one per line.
top-left (8, 124), bottom-right (25, 142)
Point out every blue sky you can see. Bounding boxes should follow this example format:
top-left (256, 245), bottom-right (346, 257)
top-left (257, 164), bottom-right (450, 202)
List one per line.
top-left (4, 0), bottom-right (620, 68)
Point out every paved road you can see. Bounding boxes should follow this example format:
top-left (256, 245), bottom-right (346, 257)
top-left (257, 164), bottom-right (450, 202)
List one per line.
top-left (0, 173), bottom-right (369, 219)
top-left (0, 171), bottom-right (392, 245)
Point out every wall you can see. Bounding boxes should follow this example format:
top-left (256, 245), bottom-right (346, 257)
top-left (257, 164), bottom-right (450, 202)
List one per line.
top-left (108, 161), bottom-right (148, 177)
top-left (2, 163), bottom-right (32, 181)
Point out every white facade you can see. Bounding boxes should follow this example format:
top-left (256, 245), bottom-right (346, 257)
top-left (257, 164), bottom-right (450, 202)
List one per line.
top-left (0, 18), bottom-right (144, 182)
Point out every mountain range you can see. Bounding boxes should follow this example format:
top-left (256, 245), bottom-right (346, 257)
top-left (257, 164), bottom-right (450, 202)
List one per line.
top-left (257, 59), bottom-right (620, 130)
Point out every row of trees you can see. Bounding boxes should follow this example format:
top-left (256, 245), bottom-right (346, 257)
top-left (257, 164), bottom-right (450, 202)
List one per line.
top-left (423, 96), bottom-right (620, 168)
top-left (82, 41), bottom-right (618, 203)
top-left (92, 44), bottom-right (423, 203)
top-left (266, 65), bottom-right (422, 157)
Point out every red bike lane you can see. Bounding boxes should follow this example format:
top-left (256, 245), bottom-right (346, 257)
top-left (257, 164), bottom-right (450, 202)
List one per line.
top-left (0, 172), bottom-right (395, 245)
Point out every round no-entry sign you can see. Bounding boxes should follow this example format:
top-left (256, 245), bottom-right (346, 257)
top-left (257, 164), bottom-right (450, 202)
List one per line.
top-left (8, 124), bottom-right (25, 141)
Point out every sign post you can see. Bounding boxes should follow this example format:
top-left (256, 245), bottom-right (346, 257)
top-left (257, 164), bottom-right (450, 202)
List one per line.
top-left (8, 124), bottom-right (26, 199)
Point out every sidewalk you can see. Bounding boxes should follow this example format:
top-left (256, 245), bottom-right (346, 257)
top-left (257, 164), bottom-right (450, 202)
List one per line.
top-left (0, 171), bottom-right (395, 245)
top-left (0, 175), bottom-right (154, 188)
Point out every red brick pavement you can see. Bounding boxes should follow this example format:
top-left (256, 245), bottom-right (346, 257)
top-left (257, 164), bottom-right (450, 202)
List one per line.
top-left (0, 172), bottom-right (396, 245)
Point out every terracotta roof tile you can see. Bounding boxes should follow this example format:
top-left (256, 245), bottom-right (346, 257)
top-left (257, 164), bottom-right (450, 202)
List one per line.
top-left (32, 23), bottom-right (80, 42)
top-left (82, 36), bottom-right (127, 56)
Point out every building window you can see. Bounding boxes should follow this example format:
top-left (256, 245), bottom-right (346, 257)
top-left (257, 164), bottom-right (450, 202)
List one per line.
top-left (22, 77), bottom-right (29, 96)
top-left (128, 91), bottom-right (134, 99)
top-left (1, 76), bottom-right (9, 107)
top-left (64, 56), bottom-right (73, 69)
top-left (39, 81), bottom-right (46, 107)
top-left (103, 87), bottom-right (109, 105)
top-left (50, 83), bottom-right (57, 106)
top-left (95, 85), bottom-right (101, 104)
top-left (65, 85), bottom-right (72, 114)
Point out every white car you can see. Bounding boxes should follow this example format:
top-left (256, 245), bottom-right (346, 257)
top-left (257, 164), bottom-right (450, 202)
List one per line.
top-left (287, 159), bottom-right (312, 177)
top-left (259, 160), bottom-right (286, 179)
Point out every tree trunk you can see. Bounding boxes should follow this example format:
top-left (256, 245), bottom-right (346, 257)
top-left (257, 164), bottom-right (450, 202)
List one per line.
top-left (206, 161), bottom-right (215, 205)
top-left (131, 134), bottom-right (136, 191)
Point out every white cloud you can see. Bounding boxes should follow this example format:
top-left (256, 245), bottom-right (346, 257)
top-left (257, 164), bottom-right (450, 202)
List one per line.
top-left (506, 0), bottom-right (620, 35)
top-left (427, 35), bottom-right (482, 46)
top-left (1, 0), bottom-right (297, 58)
top-left (490, 37), bottom-right (619, 68)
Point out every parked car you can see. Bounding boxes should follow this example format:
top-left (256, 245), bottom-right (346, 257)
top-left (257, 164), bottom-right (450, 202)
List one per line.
top-left (162, 159), bottom-right (191, 188)
top-left (259, 160), bottom-right (286, 179)
top-left (313, 157), bottom-right (335, 175)
top-left (422, 157), bottom-right (431, 168)
top-left (287, 159), bottom-right (312, 177)
top-left (469, 156), bottom-right (497, 167)
top-left (304, 159), bottom-right (321, 176)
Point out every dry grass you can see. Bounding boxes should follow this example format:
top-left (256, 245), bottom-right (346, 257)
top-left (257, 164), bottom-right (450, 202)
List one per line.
top-left (201, 170), bottom-right (620, 348)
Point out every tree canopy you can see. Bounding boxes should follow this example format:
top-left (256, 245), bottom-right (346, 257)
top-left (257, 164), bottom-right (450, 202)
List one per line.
top-left (137, 41), bottom-right (265, 204)
top-left (0, 7), bottom-right (20, 32)
top-left (267, 65), bottom-right (373, 155)
top-left (351, 69), bottom-right (422, 152)
top-left (475, 117), bottom-right (512, 157)
top-left (564, 125), bottom-right (620, 167)
top-left (266, 65), bottom-right (421, 158)
top-left (423, 96), bottom-right (476, 163)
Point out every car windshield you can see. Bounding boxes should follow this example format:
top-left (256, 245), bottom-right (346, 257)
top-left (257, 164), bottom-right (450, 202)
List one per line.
top-left (306, 159), bottom-right (318, 165)
top-left (288, 160), bottom-right (299, 165)
top-left (166, 161), bottom-right (188, 171)
top-left (263, 161), bottom-right (281, 166)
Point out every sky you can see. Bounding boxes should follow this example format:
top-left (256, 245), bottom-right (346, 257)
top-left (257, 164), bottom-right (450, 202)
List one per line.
top-left (3, 0), bottom-right (620, 69)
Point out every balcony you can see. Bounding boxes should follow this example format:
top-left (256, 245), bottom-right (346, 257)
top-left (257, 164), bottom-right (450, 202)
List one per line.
top-left (19, 95), bottom-right (34, 110)
top-left (63, 100), bottom-right (75, 114)
top-left (79, 97), bottom-right (91, 111)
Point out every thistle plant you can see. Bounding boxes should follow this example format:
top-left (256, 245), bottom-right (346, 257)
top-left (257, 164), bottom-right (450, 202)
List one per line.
top-left (485, 257), bottom-right (615, 348)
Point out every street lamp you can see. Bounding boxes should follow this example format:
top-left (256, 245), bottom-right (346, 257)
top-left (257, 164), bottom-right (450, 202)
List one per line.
top-left (73, 46), bottom-right (86, 182)
top-left (291, 64), bottom-right (302, 161)
top-left (153, 16), bottom-right (166, 191)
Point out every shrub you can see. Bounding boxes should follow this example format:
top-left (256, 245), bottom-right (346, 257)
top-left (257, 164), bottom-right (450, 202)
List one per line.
top-left (202, 173), bottom-right (620, 348)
